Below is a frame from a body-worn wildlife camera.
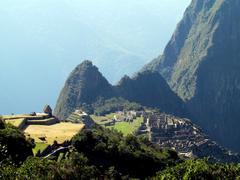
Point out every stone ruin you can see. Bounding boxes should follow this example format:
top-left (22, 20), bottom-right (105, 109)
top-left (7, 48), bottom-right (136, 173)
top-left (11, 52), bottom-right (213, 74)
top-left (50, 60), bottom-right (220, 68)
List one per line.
top-left (43, 105), bottom-right (53, 116)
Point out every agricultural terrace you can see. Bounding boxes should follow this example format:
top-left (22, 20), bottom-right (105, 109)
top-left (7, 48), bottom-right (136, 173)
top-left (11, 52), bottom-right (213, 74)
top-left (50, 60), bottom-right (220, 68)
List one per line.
top-left (90, 113), bottom-right (118, 125)
top-left (2, 113), bottom-right (51, 129)
top-left (24, 122), bottom-right (85, 144)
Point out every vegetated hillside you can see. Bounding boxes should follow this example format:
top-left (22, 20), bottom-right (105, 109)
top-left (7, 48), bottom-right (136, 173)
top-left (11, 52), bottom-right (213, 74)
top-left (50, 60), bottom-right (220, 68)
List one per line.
top-left (91, 97), bottom-right (143, 116)
top-left (54, 61), bottom-right (185, 120)
top-left (143, 0), bottom-right (240, 152)
top-left (116, 71), bottom-right (185, 116)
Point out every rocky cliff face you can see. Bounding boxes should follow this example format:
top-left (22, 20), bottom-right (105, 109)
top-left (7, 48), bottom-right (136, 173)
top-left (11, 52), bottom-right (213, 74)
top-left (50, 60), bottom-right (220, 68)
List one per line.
top-left (55, 61), bottom-right (185, 120)
top-left (144, 0), bottom-right (240, 152)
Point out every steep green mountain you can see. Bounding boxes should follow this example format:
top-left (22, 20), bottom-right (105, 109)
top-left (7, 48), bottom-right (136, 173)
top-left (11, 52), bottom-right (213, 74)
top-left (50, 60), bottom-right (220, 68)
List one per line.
top-left (116, 71), bottom-right (184, 116)
top-left (54, 61), bottom-right (185, 119)
top-left (54, 61), bottom-right (115, 120)
top-left (143, 0), bottom-right (240, 152)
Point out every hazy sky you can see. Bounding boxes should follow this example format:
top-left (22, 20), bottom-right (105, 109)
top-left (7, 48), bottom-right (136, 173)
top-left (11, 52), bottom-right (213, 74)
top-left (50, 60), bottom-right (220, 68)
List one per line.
top-left (0, 0), bottom-right (191, 115)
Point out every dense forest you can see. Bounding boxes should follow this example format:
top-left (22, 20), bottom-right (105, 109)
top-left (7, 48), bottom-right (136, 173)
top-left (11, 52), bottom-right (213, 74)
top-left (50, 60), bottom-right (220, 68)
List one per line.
top-left (1, 118), bottom-right (240, 179)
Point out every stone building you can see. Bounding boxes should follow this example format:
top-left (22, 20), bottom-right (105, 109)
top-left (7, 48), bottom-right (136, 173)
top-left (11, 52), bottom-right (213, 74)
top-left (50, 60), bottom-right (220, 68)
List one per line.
top-left (43, 105), bottom-right (52, 116)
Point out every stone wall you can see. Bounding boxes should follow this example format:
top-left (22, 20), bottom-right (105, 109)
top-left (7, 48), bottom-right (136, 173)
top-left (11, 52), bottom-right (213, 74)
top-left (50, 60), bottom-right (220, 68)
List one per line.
top-left (27, 117), bottom-right (59, 126)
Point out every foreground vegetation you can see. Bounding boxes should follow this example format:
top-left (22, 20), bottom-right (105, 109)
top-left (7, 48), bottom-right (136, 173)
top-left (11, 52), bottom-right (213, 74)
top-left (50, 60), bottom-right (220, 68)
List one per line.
top-left (0, 119), bottom-right (179, 179)
top-left (1, 119), bottom-right (240, 179)
top-left (0, 120), bottom-right (34, 165)
top-left (157, 159), bottom-right (240, 179)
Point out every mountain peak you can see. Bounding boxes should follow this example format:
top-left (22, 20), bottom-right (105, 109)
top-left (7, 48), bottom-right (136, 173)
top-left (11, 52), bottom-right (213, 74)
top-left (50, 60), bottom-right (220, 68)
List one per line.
top-left (72, 60), bottom-right (94, 75)
top-left (54, 60), bottom-right (114, 120)
top-left (77, 60), bottom-right (93, 68)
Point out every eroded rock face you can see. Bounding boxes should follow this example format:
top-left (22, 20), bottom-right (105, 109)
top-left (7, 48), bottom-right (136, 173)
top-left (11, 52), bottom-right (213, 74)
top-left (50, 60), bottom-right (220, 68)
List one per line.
top-left (143, 0), bottom-right (240, 152)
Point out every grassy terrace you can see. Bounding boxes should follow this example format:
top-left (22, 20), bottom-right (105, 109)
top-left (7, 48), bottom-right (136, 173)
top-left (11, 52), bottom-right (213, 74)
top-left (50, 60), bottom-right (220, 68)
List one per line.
top-left (108, 117), bottom-right (144, 136)
top-left (67, 113), bottom-right (81, 122)
top-left (2, 113), bottom-right (56, 129)
top-left (91, 113), bottom-right (144, 136)
top-left (2, 114), bottom-right (51, 128)
top-left (5, 118), bottom-right (26, 128)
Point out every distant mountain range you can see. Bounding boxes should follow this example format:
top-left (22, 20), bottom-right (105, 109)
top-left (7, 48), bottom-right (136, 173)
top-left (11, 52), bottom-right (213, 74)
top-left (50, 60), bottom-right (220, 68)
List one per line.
top-left (55, 0), bottom-right (240, 153)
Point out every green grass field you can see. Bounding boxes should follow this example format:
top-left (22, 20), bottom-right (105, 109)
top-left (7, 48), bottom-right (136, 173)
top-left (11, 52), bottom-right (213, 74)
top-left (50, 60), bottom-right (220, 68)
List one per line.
top-left (91, 113), bottom-right (143, 136)
top-left (108, 117), bottom-right (143, 136)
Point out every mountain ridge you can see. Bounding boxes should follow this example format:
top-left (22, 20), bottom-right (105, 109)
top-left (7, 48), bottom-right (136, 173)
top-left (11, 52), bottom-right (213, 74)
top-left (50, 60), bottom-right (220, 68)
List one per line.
top-left (54, 60), bottom-right (185, 120)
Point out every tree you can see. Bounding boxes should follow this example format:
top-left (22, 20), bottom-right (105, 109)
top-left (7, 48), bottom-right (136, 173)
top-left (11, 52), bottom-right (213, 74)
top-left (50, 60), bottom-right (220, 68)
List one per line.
top-left (0, 123), bottom-right (34, 165)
